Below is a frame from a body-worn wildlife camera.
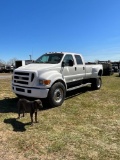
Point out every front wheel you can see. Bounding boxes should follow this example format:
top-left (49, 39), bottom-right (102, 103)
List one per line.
top-left (48, 82), bottom-right (66, 107)
top-left (91, 77), bottom-right (102, 90)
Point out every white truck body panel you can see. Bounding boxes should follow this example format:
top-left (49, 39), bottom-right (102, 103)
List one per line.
top-left (12, 52), bottom-right (103, 100)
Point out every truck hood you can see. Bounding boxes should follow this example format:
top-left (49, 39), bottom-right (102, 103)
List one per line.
top-left (15, 63), bottom-right (60, 72)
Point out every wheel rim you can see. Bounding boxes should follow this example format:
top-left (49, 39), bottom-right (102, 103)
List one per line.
top-left (53, 88), bottom-right (63, 103)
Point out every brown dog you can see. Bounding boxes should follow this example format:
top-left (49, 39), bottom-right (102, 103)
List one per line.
top-left (17, 99), bottom-right (43, 125)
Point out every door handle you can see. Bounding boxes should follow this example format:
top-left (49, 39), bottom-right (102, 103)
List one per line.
top-left (83, 67), bottom-right (85, 70)
top-left (75, 67), bottom-right (77, 71)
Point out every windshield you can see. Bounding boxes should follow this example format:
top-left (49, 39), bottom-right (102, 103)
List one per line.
top-left (35, 53), bottom-right (63, 64)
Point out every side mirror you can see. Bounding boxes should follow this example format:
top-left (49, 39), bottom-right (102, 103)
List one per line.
top-left (68, 60), bottom-right (74, 66)
top-left (62, 61), bottom-right (65, 67)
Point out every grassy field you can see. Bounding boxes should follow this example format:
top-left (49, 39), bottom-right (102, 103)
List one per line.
top-left (0, 73), bottom-right (120, 160)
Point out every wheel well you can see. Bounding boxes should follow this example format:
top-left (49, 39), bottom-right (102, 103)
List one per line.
top-left (98, 70), bottom-right (103, 76)
top-left (52, 80), bottom-right (66, 89)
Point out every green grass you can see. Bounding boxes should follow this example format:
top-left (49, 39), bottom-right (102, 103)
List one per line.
top-left (0, 73), bottom-right (120, 160)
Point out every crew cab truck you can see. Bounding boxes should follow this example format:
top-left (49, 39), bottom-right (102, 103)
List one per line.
top-left (12, 52), bottom-right (103, 107)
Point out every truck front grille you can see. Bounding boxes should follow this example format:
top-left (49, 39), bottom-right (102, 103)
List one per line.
top-left (13, 71), bottom-right (35, 86)
top-left (14, 72), bottom-right (29, 76)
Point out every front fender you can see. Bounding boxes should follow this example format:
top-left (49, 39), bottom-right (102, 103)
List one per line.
top-left (38, 70), bottom-right (66, 88)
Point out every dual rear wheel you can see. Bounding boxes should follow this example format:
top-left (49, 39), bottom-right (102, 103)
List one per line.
top-left (91, 77), bottom-right (102, 90)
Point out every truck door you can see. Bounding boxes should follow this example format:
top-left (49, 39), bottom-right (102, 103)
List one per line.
top-left (74, 54), bottom-right (85, 80)
top-left (62, 54), bottom-right (77, 83)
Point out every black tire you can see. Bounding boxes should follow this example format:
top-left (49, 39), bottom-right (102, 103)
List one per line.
top-left (48, 82), bottom-right (66, 107)
top-left (91, 77), bottom-right (102, 90)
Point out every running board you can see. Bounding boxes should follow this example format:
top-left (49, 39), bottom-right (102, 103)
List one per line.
top-left (67, 83), bottom-right (91, 91)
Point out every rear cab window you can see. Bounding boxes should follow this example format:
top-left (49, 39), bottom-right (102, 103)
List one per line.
top-left (74, 55), bottom-right (83, 65)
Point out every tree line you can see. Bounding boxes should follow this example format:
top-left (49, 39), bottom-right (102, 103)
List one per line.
top-left (0, 58), bottom-right (17, 66)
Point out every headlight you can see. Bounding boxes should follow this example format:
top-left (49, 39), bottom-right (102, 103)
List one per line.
top-left (39, 79), bottom-right (51, 85)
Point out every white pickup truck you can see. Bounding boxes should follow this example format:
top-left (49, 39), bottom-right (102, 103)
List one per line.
top-left (12, 52), bottom-right (103, 107)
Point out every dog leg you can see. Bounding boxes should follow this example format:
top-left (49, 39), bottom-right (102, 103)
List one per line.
top-left (17, 102), bottom-right (21, 119)
top-left (17, 108), bottom-right (21, 119)
top-left (35, 112), bottom-right (38, 123)
top-left (23, 110), bottom-right (25, 117)
top-left (30, 112), bottom-right (33, 125)
top-left (17, 114), bottom-right (20, 119)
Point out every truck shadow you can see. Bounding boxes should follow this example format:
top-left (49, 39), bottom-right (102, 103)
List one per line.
top-left (0, 86), bottom-right (92, 113)
top-left (0, 97), bottom-right (18, 113)
top-left (65, 86), bottom-right (92, 100)
top-left (41, 86), bottom-right (93, 110)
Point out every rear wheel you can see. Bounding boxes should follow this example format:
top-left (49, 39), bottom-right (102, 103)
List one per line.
top-left (91, 77), bottom-right (102, 90)
top-left (48, 82), bottom-right (66, 107)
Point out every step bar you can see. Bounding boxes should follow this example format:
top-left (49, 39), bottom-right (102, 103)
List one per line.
top-left (67, 83), bottom-right (91, 91)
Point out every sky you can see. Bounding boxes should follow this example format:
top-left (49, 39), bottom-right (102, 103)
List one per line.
top-left (0, 0), bottom-right (120, 63)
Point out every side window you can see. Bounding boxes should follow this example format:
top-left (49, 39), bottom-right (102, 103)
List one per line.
top-left (75, 55), bottom-right (83, 65)
top-left (63, 54), bottom-right (74, 66)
